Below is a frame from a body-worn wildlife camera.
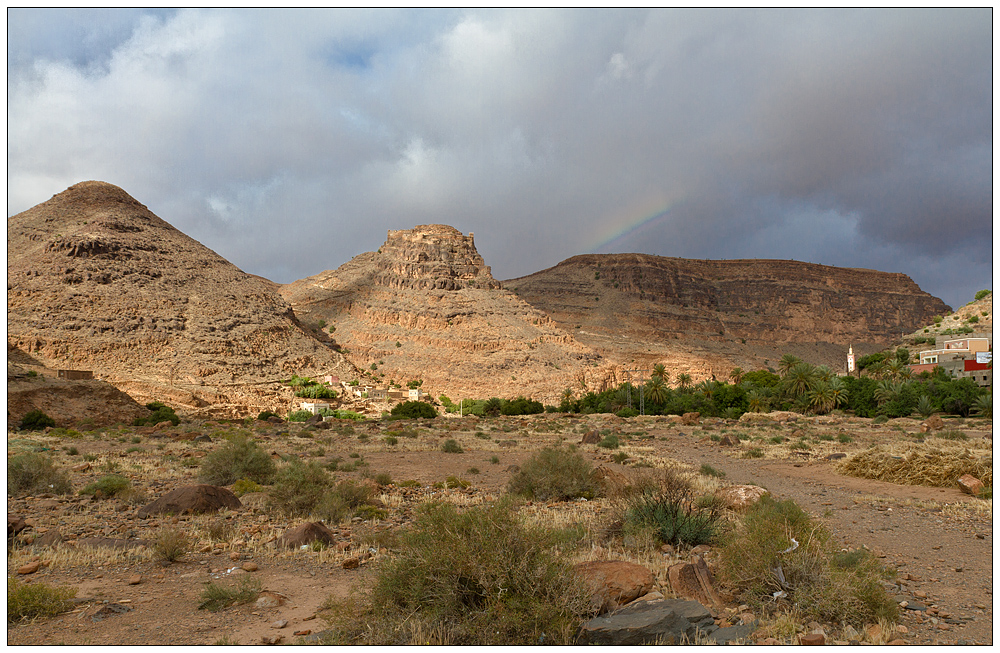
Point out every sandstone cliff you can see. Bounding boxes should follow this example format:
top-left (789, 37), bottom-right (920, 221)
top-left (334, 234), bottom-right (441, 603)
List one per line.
top-left (7, 181), bottom-right (357, 417)
top-left (505, 254), bottom-right (951, 378)
top-left (279, 226), bottom-right (604, 403)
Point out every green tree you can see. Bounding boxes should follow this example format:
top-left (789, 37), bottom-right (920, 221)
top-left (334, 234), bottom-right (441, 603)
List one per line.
top-left (747, 389), bottom-right (770, 413)
top-left (778, 354), bottom-right (803, 377)
top-left (728, 367), bottom-right (745, 385)
top-left (652, 364), bottom-right (668, 384)
top-left (645, 376), bottom-right (669, 405)
top-left (783, 362), bottom-right (817, 400)
top-left (874, 380), bottom-right (902, 407)
top-left (676, 373), bottom-right (693, 391)
top-left (975, 289), bottom-right (991, 301)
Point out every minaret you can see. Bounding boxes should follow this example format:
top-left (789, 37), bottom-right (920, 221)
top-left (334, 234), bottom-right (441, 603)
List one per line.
top-left (847, 345), bottom-right (856, 375)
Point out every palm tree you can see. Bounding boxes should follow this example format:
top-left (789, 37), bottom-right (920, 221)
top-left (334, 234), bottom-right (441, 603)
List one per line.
top-left (696, 380), bottom-right (718, 400)
top-left (828, 376), bottom-right (849, 411)
top-left (783, 362), bottom-right (817, 400)
top-left (916, 394), bottom-right (934, 418)
top-left (645, 376), bottom-right (669, 405)
top-left (747, 389), bottom-right (770, 413)
top-left (729, 367), bottom-right (745, 385)
top-left (652, 364), bottom-right (668, 384)
top-left (974, 393), bottom-right (992, 418)
top-left (887, 359), bottom-right (911, 381)
top-left (874, 380), bottom-right (902, 406)
top-left (676, 373), bottom-right (693, 391)
top-left (778, 354), bottom-right (803, 377)
top-left (814, 365), bottom-right (834, 384)
top-left (807, 381), bottom-right (835, 414)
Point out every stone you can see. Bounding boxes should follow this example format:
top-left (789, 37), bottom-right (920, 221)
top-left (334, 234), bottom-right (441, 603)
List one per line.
top-left (681, 412), bottom-right (701, 426)
top-left (715, 485), bottom-right (769, 511)
top-left (719, 434), bottom-right (741, 446)
top-left (128, 574), bottom-right (142, 585)
top-left (277, 521), bottom-right (336, 549)
top-left (867, 624), bottom-right (882, 641)
top-left (667, 557), bottom-right (723, 610)
top-left (34, 529), bottom-right (64, 548)
top-left (799, 633), bottom-right (825, 645)
top-left (71, 462), bottom-right (92, 472)
top-left (842, 625), bottom-right (861, 640)
top-left (634, 591), bottom-right (664, 602)
top-left (255, 592), bottom-right (286, 608)
top-left (958, 474), bottom-right (984, 496)
top-left (888, 639), bottom-right (907, 645)
top-left (260, 635), bottom-right (283, 645)
top-left (242, 562), bottom-right (259, 572)
top-left (825, 453), bottom-right (847, 460)
top-left (271, 619), bottom-right (288, 629)
top-left (579, 598), bottom-right (715, 645)
top-left (574, 560), bottom-right (655, 614)
top-left (705, 622), bottom-right (758, 645)
top-left (229, 551), bottom-right (240, 561)
top-left (17, 561), bottom-right (41, 575)
top-left (581, 429), bottom-right (602, 444)
top-left (137, 484), bottom-right (241, 518)
top-left (760, 637), bottom-right (781, 645)
top-left (193, 434), bottom-right (212, 443)
top-left (8, 515), bottom-right (28, 539)
top-left (342, 557), bottom-right (360, 569)
top-left (91, 602), bottom-right (132, 622)
top-left (660, 544), bottom-right (674, 555)
top-left (294, 630), bottom-right (312, 637)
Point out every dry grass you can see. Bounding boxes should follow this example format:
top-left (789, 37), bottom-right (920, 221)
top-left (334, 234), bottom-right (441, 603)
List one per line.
top-left (838, 440), bottom-right (992, 487)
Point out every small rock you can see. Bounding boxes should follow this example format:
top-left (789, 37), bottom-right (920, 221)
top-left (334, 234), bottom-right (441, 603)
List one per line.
top-left (867, 624), bottom-right (882, 641)
top-left (660, 544), bottom-right (674, 555)
top-left (18, 561), bottom-right (41, 575)
top-left (842, 625), bottom-right (860, 640)
top-left (71, 462), bottom-right (92, 472)
top-left (799, 633), bottom-right (825, 645)
top-left (760, 637), bottom-right (780, 645)
top-left (913, 591), bottom-right (927, 599)
top-left (255, 592), bottom-right (285, 608)
top-left (957, 475), bottom-right (984, 496)
top-left (260, 635), bottom-right (283, 645)
top-left (271, 619), bottom-right (288, 629)
top-left (128, 574), bottom-right (141, 585)
top-left (342, 558), bottom-right (360, 569)
top-left (887, 639), bottom-right (907, 645)
top-left (294, 630), bottom-right (312, 636)
top-left (229, 551), bottom-right (240, 561)
top-left (242, 562), bottom-right (258, 572)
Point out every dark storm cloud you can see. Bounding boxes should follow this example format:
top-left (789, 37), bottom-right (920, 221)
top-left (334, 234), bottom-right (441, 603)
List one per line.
top-left (7, 9), bottom-right (991, 309)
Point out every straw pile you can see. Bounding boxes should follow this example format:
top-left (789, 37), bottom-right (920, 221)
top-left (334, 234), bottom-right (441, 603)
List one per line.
top-left (838, 441), bottom-right (992, 488)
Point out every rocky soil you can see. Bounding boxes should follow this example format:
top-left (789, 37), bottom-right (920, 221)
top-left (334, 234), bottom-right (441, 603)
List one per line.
top-left (7, 181), bottom-right (357, 418)
top-left (7, 411), bottom-right (991, 646)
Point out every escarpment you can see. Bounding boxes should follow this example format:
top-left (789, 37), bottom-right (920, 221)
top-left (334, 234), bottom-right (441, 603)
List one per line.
top-left (7, 181), bottom-right (357, 417)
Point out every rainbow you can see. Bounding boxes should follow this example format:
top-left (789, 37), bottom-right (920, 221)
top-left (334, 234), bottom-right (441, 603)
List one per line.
top-left (589, 196), bottom-right (681, 254)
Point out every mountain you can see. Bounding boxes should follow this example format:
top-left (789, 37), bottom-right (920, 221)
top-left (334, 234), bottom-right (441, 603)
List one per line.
top-left (7, 181), bottom-right (356, 416)
top-left (278, 225), bottom-right (604, 403)
top-left (504, 254), bottom-right (951, 378)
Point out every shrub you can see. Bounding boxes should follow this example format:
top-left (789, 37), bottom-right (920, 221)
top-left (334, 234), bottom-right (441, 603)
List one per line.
top-left (622, 491), bottom-right (720, 548)
top-left (155, 529), bottom-right (192, 563)
top-left (269, 460), bottom-right (333, 516)
top-left (80, 474), bottom-right (131, 498)
top-left (597, 434), bottom-right (620, 449)
top-left (198, 577), bottom-right (262, 612)
top-left (7, 579), bottom-right (76, 623)
top-left (936, 430), bottom-right (969, 441)
top-left (444, 475), bottom-right (470, 489)
top-left (134, 402), bottom-right (179, 426)
top-left (974, 289), bottom-right (991, 301)
top-left (314, 479), bottom-right (377, 523)
top-left (507, 447), bottom-right (597, 501)
top-left (466, 467), bottom-right (480, 475)
top-left (490, 456), bottom-right (500, 465)
top-left (295, 385), bottom-right (337, 399)
top-left (19, 409), bottom-right (56, 431)
top-left (441, 439), bottom-right (464, 454)
top-left (257, 411), bottom-right (280, 421)
top-left (391, 401), bottom-right (437, 419)
top-left (612, 452), bottom-right (630, 464)
top-left (837, 434), bottom-right (853, 444)
top-left (199, 436), bottom-right (275, 486)
top-left (7, 453), bottom-right (72, 495)
top-left (384, 436), bottom-right (398, 446)
top-left (287, 410), bottom-right (313, 422)
top-left (231, 478), bottom-right (263, 496)
top-left (744, 447), bottom-right (765, 459)
top-left (699, 463), bottom-right (725, 478)
top-left (320, 497), bottom-right (590, 644)
top-left (717, 496), bottom-right (898, 627)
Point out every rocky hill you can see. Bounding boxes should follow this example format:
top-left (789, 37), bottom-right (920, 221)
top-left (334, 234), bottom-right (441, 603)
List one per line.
top-left (279, 225), bottom-right (605, 403)
top-left (7, 181), bottom-right (357, 417)
top-left (505, 254), bottom-right (951, 379)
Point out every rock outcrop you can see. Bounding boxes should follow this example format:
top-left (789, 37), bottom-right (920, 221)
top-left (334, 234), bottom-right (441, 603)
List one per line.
top-left (505, 254), bottom-right (950, 379)
top-left (7, 181), bottom-right (357, 416)
top-left (279, 225), bottom-right (604, 403)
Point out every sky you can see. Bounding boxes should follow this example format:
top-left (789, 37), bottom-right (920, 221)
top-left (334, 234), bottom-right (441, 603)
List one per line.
top-left (7, 8), bottom-right (993, 309)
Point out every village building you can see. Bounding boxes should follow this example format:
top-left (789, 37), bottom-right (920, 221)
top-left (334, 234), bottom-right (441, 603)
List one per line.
top-left (300, 401), bottom-right (331, 415)
top-left (910, 335), bottom-right (992, 387)
top-left (57, 369), bottom-right (93, 380)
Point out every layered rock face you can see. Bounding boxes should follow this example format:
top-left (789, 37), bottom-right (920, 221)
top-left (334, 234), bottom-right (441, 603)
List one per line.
top-left (279, 226), bottom-right (603, 403)
top-left (7, 181), bottom-right (356, 416)
top-left (506, 254), bottom-right (950, 376)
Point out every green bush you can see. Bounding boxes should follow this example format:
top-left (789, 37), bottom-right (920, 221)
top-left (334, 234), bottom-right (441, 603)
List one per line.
top-left (7, 453), bottom-right (73, 495)
top-left (8, 578), bottom-right (77, 623)
top-left (320, 497), bottom-right (590, 644)
top-left (80, 474), bottom-right (130, 498)
top-left (19, 409), bottom-right (56, 431)
top-left (441, 439), bottom-right (464, 453)
top-left (597, 434), bottom-right (620, 449)
top-left (257, 411), bottom-right (280, 421)
top-left (199, 577), bottom-right (262, 612)
top-left (717, 496), bottom-right (897, 627)
top-left (134, 402), bottom-right (180, 427)
top-left (269, 460), bottom-right (332, 516)
top-left (507, 447), bottom-right (597, 501)
top-left (622, 491), bottom-right (720, 548)
top-left (199, 436), bottom-right (275, 486)
top-left (231, 479), bottom-right (263, 496)
top-left (314, 479), bottom-right (377, 524)
top-left (295, 385), bottom-right (337, 399)
top-left (390, 401), bottom-right (437, 419)
top-left (287, 410), bottom-right (313, 422)
top-left (700, 463), bottom-right (725, 478)
top-left (974, 289), bottom-right (991, 301)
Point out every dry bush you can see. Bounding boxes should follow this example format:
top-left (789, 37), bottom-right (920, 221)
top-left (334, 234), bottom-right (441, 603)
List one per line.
top-left (507, 446), bottom-right (597, 500)
top-left (8, 578), bottom-right (77, 623)
top-left (198, 577), bottom-right (262, 612)
top-left (838, 441), bottom-right (992, 487)
top-left (7, 453), bottom-right (73, 496)
top-left (155, 529), bottom-right (192, 563)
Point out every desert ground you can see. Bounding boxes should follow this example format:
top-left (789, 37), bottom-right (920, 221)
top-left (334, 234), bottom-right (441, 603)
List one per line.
top-left (7, 410), bottom-right (992, 646)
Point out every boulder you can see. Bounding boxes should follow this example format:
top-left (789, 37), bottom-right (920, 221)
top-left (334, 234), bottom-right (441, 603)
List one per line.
top-left (8, 515), bottom-right (28, 539)
top-left (574, 560), bottom-right (654, 614)
top-left (800, 633), bottom-right (825, 645)
top-left (581, 429), bottom-right (602, 445)
top-left (137, 484), bottom-right (241, 518)
top-left (716, 485), bottom-right (769, 511)
top-left (667, 556), bottom-right (723, 610)
top-left (681, 412), bottom-right (701, 426)
top-left (958, 474), bottom-right (985, 496)
top-left (921, 415), bottom-right (945, 432)
top-left (579, 598), bottom-right (715, 645)
top-left (34, 529), bottom-right (64, 548)
top-left (277, 521), bottom-right (336, 549)
top-left (719, 434), bottom-right (740, 446)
